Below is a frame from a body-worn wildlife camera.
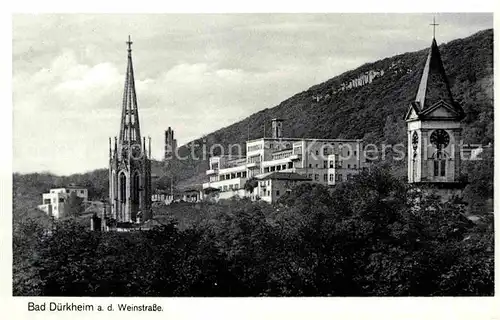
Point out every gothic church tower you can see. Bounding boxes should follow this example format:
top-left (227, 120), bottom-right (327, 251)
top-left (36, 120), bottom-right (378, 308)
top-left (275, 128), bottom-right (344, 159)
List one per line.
top-left (405, 34), bottom-right (465, 186)
top-left (109, 36), bottom-right (152, 223)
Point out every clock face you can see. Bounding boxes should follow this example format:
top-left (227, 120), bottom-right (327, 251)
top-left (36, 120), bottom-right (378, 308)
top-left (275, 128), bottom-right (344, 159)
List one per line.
top-left (430, 129), bottom-right (450, 149)
top-left (412, 132), bottom-right (419, 150)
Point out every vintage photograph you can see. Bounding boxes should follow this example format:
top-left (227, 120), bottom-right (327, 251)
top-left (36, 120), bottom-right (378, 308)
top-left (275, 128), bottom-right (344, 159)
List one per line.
top-left (12, 13), bottom-right (493, 297)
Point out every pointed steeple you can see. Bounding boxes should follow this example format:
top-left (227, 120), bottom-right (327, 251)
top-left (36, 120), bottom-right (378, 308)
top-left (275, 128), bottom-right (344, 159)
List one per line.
top-left (413, 37), bottom-right (463, 117)
top-left (109, 36), bottom-right (152, 225)
top-left (118, 35), bottom-right (142, 148)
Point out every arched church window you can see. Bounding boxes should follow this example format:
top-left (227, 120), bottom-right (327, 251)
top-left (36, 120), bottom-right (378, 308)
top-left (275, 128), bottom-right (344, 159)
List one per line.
top-left (433, 150), bottom-right (447, 177)
top-left (119, 172), bottom-right (126, 202)
top-left (430, 130), bottom-right (450, 178)
top-left (133, 172), bottom-right (140, 203)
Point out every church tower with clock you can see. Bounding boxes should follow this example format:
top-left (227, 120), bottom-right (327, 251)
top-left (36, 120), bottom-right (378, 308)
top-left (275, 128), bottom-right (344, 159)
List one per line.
top-left (405, 31), bottom-right (465, 187)
top-left (109, 36), bottom-right (152, 223)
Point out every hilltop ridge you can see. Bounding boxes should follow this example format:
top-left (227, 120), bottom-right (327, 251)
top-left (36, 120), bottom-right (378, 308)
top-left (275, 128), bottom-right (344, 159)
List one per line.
top-left (164, 28), bottom-right (493, 187)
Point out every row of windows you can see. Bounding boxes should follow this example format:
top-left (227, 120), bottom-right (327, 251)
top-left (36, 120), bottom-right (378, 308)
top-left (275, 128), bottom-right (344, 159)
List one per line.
top-left (248, 155), bottom-right (261, 163)
top-left (247, 142), bottom-right (359, 155)
top-left (259, 180), bottom-right (271, 187)
top-left (260, 190), bottom-right (271, 197)
top-left (268, 142), bottom-right (292, 150)
top-left (219, 171), bottom-right (247, 181)
top-left (272, 151), bottom-right (292, 160)
top-left (222, 184), bottom-right (240, 192)
top-left (263, 162), bottom-right (293, 173)
top-left (215, 160), bottom-right (360, 182)
top-left (248, 144), bottom-right (263, 152)
top-left (216, 162), bottom-right (359, 180)
top-left (261, 190), bottom-right (282, 197)
top-left (307, 173), bottom-right (353, 182)
top-left (257, 189), bottom-right (291, 198)
top-left (308, 161), bottom-right (357, 169)
top-left (50, 189), bottom-right (86, 194)
top-left (310, 147), bottom-right (358, 157)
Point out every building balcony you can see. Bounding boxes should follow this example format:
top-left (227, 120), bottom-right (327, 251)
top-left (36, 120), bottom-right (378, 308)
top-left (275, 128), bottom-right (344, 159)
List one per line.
top-left (272, 149), bottom-right (293, 160)
top-left (206, 169), bottom-right (218, 175)
top-left (226, 158), bottom-right (247, 167)
top-left (289, 154), bottom-right (300, 161)
top-left (247, 162), bottom-right (259, 168)
top-left (203, 177), bottom-right (247, 191)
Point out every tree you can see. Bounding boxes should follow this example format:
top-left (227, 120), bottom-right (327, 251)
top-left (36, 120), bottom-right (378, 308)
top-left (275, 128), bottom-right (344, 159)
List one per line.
top-left (243, 177), bottom-right (258, 193)
top-left (65, 191), bottom-right (83, 217)
top-left (12, 217), bottom-right (47, 295)
top-left (13, 165), bottom-right (494, 296)
top-left (462, 148), bottom-right (493, 216)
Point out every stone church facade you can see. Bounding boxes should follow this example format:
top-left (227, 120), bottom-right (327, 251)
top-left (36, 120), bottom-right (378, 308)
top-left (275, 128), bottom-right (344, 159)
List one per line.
top-left (108, 37), bottom-right (152, 223)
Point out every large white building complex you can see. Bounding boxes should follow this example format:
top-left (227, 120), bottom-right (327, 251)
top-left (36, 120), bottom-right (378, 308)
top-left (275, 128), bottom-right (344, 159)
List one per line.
top-left (202, 119), bottom-right (370, 203)
top-left (37, 186), bottom-right (88, 219)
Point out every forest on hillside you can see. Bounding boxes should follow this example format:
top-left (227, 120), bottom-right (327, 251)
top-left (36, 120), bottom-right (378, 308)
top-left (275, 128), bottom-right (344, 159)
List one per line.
top-left (167, 29), bottom-right (493, 185)
top-left (13, 165), bottom-right (493, 296)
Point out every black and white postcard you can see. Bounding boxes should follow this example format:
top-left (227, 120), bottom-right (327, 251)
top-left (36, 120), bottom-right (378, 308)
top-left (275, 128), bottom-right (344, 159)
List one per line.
top-left (4, 7), bottom-right (497, 320)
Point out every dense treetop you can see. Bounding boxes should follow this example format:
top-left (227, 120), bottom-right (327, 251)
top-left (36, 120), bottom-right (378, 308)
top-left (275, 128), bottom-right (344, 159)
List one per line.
top-left (13, 166), bottom-right (494, 296)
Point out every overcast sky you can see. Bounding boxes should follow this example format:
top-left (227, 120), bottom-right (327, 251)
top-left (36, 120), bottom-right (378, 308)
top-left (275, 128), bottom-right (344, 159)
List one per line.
top-left (12, 13), bottom-right (492, 175)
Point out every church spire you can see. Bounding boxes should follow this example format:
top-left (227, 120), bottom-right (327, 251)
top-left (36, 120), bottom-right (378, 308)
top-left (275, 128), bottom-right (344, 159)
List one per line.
top-left (109, 36), bottom-right (152, 226)
top-left (118, 35), bottom-right (142, 148)
top-left (413, 22), bottom-right (464, 119)
top-left (430, 16), bottom-right (439, 40)
top-left (414, 38), bottom-right (456, 111)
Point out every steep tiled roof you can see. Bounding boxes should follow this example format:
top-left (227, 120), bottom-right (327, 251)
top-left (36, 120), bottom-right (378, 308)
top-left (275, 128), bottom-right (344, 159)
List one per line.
top-left (406, 38), bottom-right (465, 121)
top-left (415, 39), bottom-right (456, 109)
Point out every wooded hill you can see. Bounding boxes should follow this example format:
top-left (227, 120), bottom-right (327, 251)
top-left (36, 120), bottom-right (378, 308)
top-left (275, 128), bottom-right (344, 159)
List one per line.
top-left (165, 28), bottom-right (493, 186)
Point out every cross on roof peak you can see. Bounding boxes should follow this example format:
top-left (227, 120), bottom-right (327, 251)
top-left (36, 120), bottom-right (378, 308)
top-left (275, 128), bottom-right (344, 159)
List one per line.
top-left (430, 16), bottom-right (439, 39)
top-left (126, 35), bottom-right (133, 52)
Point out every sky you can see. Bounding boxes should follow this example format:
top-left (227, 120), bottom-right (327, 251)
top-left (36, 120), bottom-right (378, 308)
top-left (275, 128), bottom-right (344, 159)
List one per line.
top-left (12, 13), bottom-right (493, 175)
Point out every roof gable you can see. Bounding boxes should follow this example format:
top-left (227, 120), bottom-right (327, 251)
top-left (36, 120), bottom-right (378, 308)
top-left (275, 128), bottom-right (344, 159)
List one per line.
top-left (419, 100), bottom-right (462, 119)
top-left (405, 99), bottom-right (464, 121)
top-left (409, 108), bottom-right (418, 119)
top-left (404, 102), bottom-right (421, 121)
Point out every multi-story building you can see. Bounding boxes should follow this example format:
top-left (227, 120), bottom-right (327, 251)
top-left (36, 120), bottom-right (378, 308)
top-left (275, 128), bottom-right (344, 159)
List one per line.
top-left (37, 186), bottom-right (88, 219)
top-left (202, 119), bottom-right (369, 203)
top-left (252, 172), bottom-right (312, 202)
